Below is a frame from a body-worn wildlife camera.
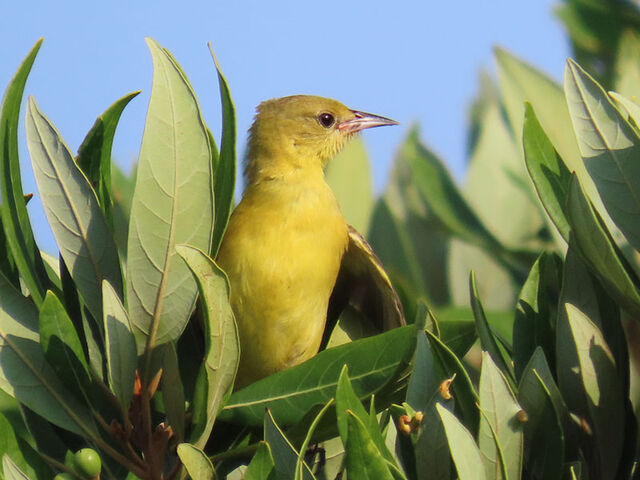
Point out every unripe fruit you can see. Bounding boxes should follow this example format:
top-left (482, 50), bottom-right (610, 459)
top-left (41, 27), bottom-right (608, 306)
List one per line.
top-left (74, 448), bottom-right (102, 478)
top-left (53, 474), bottom-right (74, 480)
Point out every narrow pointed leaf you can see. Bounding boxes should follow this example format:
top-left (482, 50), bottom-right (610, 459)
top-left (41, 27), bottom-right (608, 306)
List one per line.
top-left (406, 331), bottom-right (440, 412)
top-left (2, 455), bottom-right (30, 480)
top-left (335, 366), bottom-right (369, 450)
top-left (161, 343), bottom-right (185, 442)
top-left (335, 367), bottom-right (394, 466)
top-left (25, 97), bottom-right (122, 320)
top-left (102, 281), bottom-right (137, 413)
top-left (0, 39), bottom-right (49, 306)
top-left (415, 405), bottom-right (451, 480)
top-left (76, 91), bottom-right (140, 224)
top-left (245, 442), bottom-right (276, 480)
top-left (609, 91), bottom-right (640, 131)
top-left (295, 399), bottom-right (334, 480)
top-left (523, 103), bottom-right (572, 242)
top-left (208, 44), bottom-right (235, 258)
top-left (127, 38), bottom-right (214, 352)
top-left (517, 348), bottom-right (564, 480)
top-left (264, 409), bottom-right (315, 480)
top-left (513, 252), bottom-right (561, 380)
top-left (176, 245), bottom-right (239, 448)
top-left (470, 272), bottom-right (515, 383)
top-left (436, 403), bottom-right (486, 480)
top-left (221, 325), bottom-right (416, 427)
top-left (494, 47), bottom-right (581, 169)
top-left (344, 411), bottom-right (394, 480)
top-left (405, 129), bottom-right (502, 253)
top-left (39, 291), bottom-right (92, 403)
top-left (565, 303), bottom-right (624, 480)
top-left (566, 175), bottom-right (640, 316)
top-left (425, 330), bottom-right (479, 435)
top-left (565, 59), bottom-right (640, 252)
top-left (177, 443), bottom-right (214, 480)
top-left (0, 412), bottom-right (51, 480)
top-left (0, 272), bottom-right (97, 437)
top-left (478, 352), bottom-right (523, 480)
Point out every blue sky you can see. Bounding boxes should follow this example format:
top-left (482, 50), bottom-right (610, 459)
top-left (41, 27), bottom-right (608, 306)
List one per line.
top-left (0, 1), bottom-right (570, 254)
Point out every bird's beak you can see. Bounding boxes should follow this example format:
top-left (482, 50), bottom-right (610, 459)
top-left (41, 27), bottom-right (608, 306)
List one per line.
top-left (338, 110), bottom-right (399, 133)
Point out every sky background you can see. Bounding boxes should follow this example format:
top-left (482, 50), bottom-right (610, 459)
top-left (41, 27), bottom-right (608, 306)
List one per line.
top-left (0, 1), bottom-right (570, 254)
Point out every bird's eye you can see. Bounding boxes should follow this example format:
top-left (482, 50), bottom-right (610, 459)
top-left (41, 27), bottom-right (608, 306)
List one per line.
top-left (318, 112), bottom-right (335, 128)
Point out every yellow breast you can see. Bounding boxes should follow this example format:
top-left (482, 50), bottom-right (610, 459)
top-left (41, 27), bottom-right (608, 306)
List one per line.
top-left (217, 170), bottom-right (348, 387)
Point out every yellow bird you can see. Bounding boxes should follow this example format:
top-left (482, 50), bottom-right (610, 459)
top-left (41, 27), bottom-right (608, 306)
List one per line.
top-left (217, 95), bottom-right (398, 388)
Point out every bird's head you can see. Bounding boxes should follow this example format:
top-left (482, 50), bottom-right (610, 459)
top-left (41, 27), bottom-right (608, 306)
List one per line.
top-left (245, 95), bottom-right (397, 182)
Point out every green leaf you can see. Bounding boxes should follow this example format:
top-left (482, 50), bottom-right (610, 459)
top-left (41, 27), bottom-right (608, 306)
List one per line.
top-left (0, 272), bottom-right (97, 437)
top-left (111, 163), bottom-right (136, 257)
top-left (463, 86), bottom-right (543, 251)
top-left (176, 245), bottom-right (239, 448)
top-left (126, 38), bottom-right (214, 352)
top-left (478, 352), bottom-right (523, 480)
top-left (436, 403), bottom-right (486, 480)
top-left (367, 197), bottom-right (426, 299)
top-left (221, 325), bottom-right (416, 427)
top-left (556, 247), bottom-right (595, 455)
top-left (0, 38), bottom-right (49, 306)
top-left (264, 409), bottom-right (315, 480)
top-left (470, 272), bottom-right (515, 384)
top-left (523, 102), bottom-right (573, 243)
top-left (494, 47), bottom-right (585, 199)
top-left (335, 367), bottom-right (394, 466)
top-left (609, 91), bottom-right (640, 130)
top-left (2, 455), bottom-right (30, 480)
top-left (565, 303), bottom-right (624, 480)
top-left (495, 47), bottom-right (580, 165)
top-left (25, 97), bottom-right (122, 321)
top-left (613, 30), bottom-right (640, 100)
top-left (102, 280), bottom-right (137, 414)
top-left (335, 366), bottom-right (370, 449)
top-left (161, 343), bottom-right (185, 443)
top-left (404, 129), bottom-right (502, 254)
top-left (513, 252), bottom-right (561, 380)
top-left (295, 400), bottom-right (335, 480)
top-left (565, 58), bottom-right (640, 252)
top-left (406, 331), bottom-right (440, 412)
top-left (344, 411), bottom-right (395, 480)
top-left (383, 131), bottom-right (450, 305)
top-left (433, 307), bottom-right (477, 358)
top-left (517, 348), bottom-right (564, 480)
top-left (406, 332), bottom-right (452, 480)
top-left (415, 405), bottom-right (451, 480)
top-left (325, 137), bottom-right (374, 234)
top-left (245, 442), bottom-right (276, 480)
top-left (425, 330), bottom-right (479, 435)
top-left (565, 174), bottom-right (640, 316)
top-left (0, 412), bottom-right (51, 480)
top-left (38, 291), bottom-right (92, 404)
top-left (208, 45), bottom-right (236, 258)
top-left (177, 443), bottom-right (215, 480)
top-left (76, 91), bottom-right (140, 226)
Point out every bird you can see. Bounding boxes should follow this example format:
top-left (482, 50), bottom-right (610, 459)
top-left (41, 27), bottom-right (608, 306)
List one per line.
top-left (216, 95), bottom-right (398, 388)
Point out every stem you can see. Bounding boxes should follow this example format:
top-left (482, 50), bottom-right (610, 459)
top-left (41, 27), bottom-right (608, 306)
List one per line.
top-left (209, 443), bottom-right (259, 463)
top-left (90, 435), bottom-right (148, 479)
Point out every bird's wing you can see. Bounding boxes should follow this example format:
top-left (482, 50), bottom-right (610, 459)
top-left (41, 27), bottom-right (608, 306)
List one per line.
top-left (323, 226), bottom-right (405, 349)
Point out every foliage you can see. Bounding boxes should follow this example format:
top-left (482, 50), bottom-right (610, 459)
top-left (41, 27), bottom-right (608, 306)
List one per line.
top-left (1, 1), bottom-right (640, 478)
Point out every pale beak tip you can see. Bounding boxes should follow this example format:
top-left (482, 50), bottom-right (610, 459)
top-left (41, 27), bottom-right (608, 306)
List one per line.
top-left (338, 110), bottom-right (399, 133)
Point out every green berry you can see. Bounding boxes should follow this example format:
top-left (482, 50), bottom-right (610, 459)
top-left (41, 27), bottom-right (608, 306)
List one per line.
top-left (74, 448), bottom-right (102, 478)
top-left (53, 474), bottom-right (74, 480)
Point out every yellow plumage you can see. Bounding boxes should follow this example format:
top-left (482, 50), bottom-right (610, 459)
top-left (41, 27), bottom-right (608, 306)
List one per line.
top-left (217, 95), bottom-right (397, 388)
